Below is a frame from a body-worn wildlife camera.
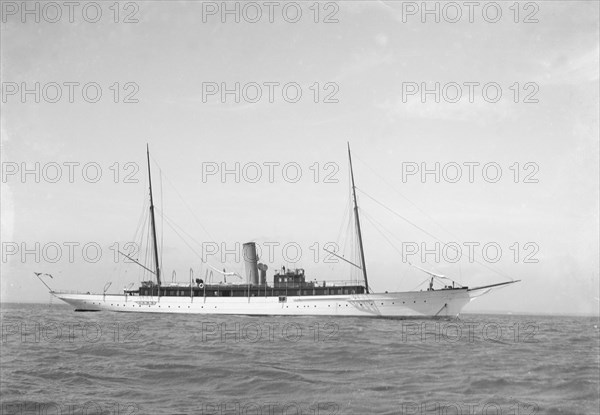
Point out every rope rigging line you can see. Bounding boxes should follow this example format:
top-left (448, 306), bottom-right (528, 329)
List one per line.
top-left (334, 188), bottom-right (352, 251)
top-left (154, 208), bottom-right (206, 264)
top-left (120, 196), bottom-right (150, 284)
top-left (348, 156), bottom-right (362, 285)
top-left (353, 218), bottom-right (361, 285)
top-left (142, 155), bottom-right (256, 283)
top-left (154, 207), bottom-right (245, 279)
top-left (149, 153), bottom-right (216, 242)
top-left (159, 167), bottom-right (164, 280)
top-left (411, 276), bottom-right (433, 292)
top-left (356, 187), bottom-right (513, 281)
top-left (153, 207), bottom-right (204, 254)
top-left (143, 217), bottom-right (152, 281)
top-left (353, 152), bottom-right (459, 241)
top-left (362, 208), bottom-right (461, 291)
top-left (113, 195), bottom-right (147, 286)
top-left (131, 197), bottom-right (149, 248)
top-left (341, 197), bottom-right (354, 269)
top-left (360, 209), bottom-right (405, 259)
top-left (360, 208), bottom-right (410, 289)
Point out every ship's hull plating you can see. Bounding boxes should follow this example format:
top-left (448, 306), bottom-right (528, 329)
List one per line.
top-left (55, 289), bottom-right (473, 318)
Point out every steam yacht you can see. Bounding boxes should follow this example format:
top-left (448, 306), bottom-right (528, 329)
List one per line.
top-left (45, 145), bottom-right (518, 317)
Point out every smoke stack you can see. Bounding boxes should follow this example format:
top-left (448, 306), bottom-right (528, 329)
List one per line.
top-left (258, 263), bottom-right (268, 285)
top-left (243, 242), bottom-right (259, 285)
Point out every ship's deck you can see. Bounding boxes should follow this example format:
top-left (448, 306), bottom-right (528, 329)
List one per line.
top-left (133, 283), bottom-right (367, 298)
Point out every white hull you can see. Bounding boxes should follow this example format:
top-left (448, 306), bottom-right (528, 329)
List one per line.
top-left (54, 289), bottom-right (473, 318)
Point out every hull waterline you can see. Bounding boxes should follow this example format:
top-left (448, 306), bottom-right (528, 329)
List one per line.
top-left (54, 289), bottom-right (473, 318)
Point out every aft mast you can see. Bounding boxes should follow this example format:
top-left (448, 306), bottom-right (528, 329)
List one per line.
top-left (146, 144), bottom-right (161, 286)
top-left (347, 143), bottom-right (370, 294)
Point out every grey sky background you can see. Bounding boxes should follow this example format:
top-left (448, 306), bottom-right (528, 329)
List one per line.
top-left (1, 1), bottom-right (598, 315)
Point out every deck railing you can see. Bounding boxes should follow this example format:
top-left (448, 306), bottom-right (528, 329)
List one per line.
top-left (162, 280), bottom-right (365, 289)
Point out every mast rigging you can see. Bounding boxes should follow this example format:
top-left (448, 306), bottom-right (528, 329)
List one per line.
top-left (348, 142), bottom-right (369, 294)
top-left (147, 144), bottom-right (162, 286)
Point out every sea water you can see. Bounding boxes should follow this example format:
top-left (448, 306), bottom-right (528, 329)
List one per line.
top-left (1, 303), bottom-right (598, 414)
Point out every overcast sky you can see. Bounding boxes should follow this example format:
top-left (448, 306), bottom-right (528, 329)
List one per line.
top-left (1, 0), bottom-right (598, 315)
